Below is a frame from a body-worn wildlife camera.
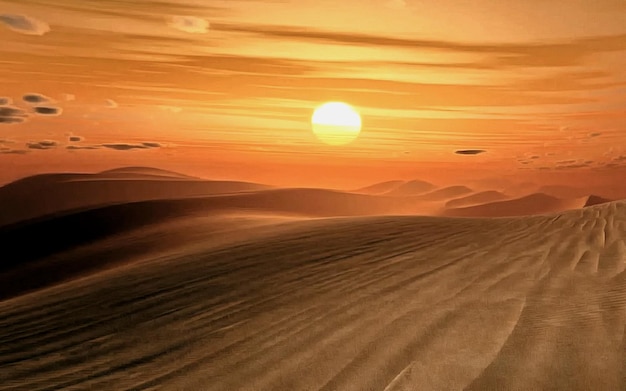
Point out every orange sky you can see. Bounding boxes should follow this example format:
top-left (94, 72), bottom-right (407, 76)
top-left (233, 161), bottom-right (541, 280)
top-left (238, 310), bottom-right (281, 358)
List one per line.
top-left (1, 0), bottom-right (626, 188)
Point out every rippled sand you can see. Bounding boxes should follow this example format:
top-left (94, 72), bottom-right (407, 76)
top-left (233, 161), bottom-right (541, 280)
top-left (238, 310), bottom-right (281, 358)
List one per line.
top-left (2, 201), bottom-right (626, 390)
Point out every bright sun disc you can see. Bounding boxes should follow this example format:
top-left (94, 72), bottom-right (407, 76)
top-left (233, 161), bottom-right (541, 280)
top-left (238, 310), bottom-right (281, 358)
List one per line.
top-left (311, 102), bottom-right (362, 145)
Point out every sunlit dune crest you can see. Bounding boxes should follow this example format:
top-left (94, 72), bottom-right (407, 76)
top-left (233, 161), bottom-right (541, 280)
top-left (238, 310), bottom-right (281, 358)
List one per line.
top-left (382, 179), bottom-right (437, 196)
top-left (414, 185), bottom-right (473, 201)
top-left (444, 192), bottom-right (589, 217)
top-left (353, 180), bottom-right (406, 195)
top-left (445, 190), bottom-right (509, 208)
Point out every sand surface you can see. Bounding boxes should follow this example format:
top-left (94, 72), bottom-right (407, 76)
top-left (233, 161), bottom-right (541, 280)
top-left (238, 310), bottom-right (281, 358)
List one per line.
top-left (2, 199), bottom-right (626, 390)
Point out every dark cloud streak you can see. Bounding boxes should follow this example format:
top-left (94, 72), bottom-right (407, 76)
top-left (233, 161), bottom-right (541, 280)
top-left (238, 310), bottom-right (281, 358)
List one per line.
top-left (455, 149), bottom-right (486, 155)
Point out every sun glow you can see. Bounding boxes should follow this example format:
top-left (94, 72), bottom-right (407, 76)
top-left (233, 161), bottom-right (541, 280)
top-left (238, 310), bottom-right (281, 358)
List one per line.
top-left (311, 102), bottom-right (362, 145)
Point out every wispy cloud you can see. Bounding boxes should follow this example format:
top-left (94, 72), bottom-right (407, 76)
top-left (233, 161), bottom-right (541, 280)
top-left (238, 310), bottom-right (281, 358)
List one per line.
top-left (455, 149), bottom-right (486, 155)
top-left (66, 145), bottom-right (101, 150)
top-left (168, 15), bottom-right (210, 34)
top-left (0, 106), bottom-right (27, 124)
top-left (105, 99), bottom-right (119, 108)
top-left (101, 142), bottom-right (162, 151)
top-left (0, 148), bottom-right (28, 154)
top-left (0, 14), bottom-right (50, 36)
top-left (212, 23), bottom-right (626, 68)
top-left (34, 106), bottom-right (62, 116)
top-left (27, 140), bottom-right (58, 150)
top-left (23, 93), bottom-right (51, 104)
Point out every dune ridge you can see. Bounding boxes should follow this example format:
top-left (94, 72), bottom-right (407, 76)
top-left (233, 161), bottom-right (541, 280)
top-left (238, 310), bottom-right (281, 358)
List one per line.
top-left (444, 192), bottom-right (590, 217)
top-left (0, 169), bottom-right (273, 227)
top-left (382, 179), bottom-right (437, 196)
top-left (1, 201), bottom-right (625, 390)
top-left (445, 190), bottom-right (509, 208)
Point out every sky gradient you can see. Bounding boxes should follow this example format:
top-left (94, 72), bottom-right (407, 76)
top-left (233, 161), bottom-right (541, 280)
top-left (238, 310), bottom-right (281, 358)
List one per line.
top-left (1, 0), bottom-right (626, 188)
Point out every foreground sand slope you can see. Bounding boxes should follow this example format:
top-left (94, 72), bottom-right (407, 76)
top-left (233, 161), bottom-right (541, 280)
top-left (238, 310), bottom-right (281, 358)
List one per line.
top-left (1, 202), bottom-right (626, 390)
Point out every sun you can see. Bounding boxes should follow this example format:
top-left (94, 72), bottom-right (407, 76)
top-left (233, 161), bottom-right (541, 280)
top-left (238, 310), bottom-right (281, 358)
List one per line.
top-left (311, 102), bottom-right (362, 145)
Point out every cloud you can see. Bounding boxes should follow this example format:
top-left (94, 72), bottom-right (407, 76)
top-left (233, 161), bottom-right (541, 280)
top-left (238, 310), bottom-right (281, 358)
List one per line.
top-left (455, 149), bottom-right (486, 155)
top-left (555, 163), bottom-right (592, 169)
top-left (68, 136), bottom-right (83, 142)
top-left (23, 93), bottom-right (51, 104)
top-left (168, 15), bottom-right (210, 34)
top-left (0, 97), bottom-right (11, 105)
top-left (589, 132), bottom-right (602, 137)
top-left (0, 14), bottom-right (50, 35)
top-left (27, 140), bottom-right (58, 150)
top-left (34, 106), bottom-right (62, 116)
top-left (63, 93), bottom-right (75, 101)
top-left (0, 148), bottom-right (28, 155)
top-left (102, 142), bottom-right (161, 151)
top-left (66, 145), bottom-right (100, 150)
top-left (105, 99), bottom-right (118, 108)
top-left (212, 23), bottom-right (626, 68)
top-left (0, 106), bottom-right (27, 124)
top-left (158, 105), bottom-right (183, 113)
top-left (141, 142), bottom-right (161, 148)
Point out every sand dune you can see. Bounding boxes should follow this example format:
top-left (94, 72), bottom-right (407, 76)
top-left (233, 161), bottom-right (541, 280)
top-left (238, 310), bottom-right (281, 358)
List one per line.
top-left (0, 169), bottom-right (272, 226)
top-left (352, 180), bottom-right (406, 195)
top-left (413, 185), bottom-right (473, 202)
top-left (538, 184), bottom-right (590, 198)
top-left (585, 194), bottom-right (613, 207)
top-left (444, 192), bottom-right (589, 217)
top-left (445, 190), bottom-right (509, 208)
top-left (1, 201), bottom-right (626, 390)
top-left (99, 166), bottom-right (197, 179)
top-left (0, 187), bottom-right (436, 269)
top-left (382, 179), bottom-right (436, 196)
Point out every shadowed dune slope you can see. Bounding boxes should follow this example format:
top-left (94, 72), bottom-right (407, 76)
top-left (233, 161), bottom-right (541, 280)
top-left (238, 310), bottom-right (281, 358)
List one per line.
top-left (585, 194), bottom-right (613, 207)
top-left (0, 187), bottom-right (433, 275)
top-left (0, 169), bottom-right (272, 227)
top-left (445, 190), bottom-right (509, 208)
top-left (1, 202), bottom-right (626, 390)
top-left (444, 192), bottom-right (588, 217)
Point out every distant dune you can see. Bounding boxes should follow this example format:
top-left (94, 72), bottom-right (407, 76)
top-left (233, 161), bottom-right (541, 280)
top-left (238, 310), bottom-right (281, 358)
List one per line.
top-left (382, 179), bottom-right (437, 196)
top-left (1, 201), bottom-right (626, 390)
top-left (0, 168), bottom-right (273, 226)
top-left (444, 192), bottom-right (588, 217)
top-left (414, 185), bottom-right (473, 202)
top-left (445, 190), bottom-right (508, 208)
top-left (584, 194), bottom-right (613, 207)
top-left (352, 180), bottom-right (406, 195)
top-left (537, 184), bottom-right (590, 198)
top-left (99, 166), bottom-right (197, 179)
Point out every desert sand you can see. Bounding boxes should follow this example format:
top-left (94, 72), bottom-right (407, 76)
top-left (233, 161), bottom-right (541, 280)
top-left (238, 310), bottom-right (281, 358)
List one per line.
top-left (1, 169), bottom-right (625, 390)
